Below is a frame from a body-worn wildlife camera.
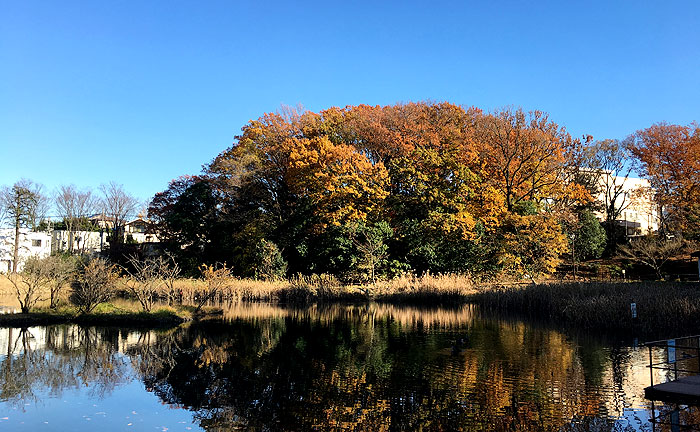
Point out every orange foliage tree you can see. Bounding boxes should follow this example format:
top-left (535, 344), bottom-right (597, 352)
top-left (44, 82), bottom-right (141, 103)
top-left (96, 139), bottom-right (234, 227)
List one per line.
top-left (629, 122), bottom-right (700, 236)
top-left (285, 136), bottom-right (389, 229)
top-left (478, 108), bottom-right (572, 211)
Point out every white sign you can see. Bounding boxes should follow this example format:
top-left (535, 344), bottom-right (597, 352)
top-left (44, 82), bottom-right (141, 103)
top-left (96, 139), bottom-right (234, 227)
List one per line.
top-left (668, 339), bottom-right (676, 364)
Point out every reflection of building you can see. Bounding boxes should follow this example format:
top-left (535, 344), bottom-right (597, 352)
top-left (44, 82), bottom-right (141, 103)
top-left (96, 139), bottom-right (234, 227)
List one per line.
top-left (0, 229), bottom-right (52, 272)
top-left (0, 326), bottom-right (158, 355)
top-left (595, 174), bottom-right (659, 236)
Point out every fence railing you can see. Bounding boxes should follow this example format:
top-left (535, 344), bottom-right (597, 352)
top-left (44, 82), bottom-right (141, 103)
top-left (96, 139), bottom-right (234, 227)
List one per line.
top-left (645, 335), bottom-right (700, 388)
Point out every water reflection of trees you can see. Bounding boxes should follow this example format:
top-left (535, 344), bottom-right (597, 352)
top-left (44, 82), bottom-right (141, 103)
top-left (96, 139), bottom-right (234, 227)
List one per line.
top-left (130, 307), bottom-right (645, 431)
top-left (0, 326), bottom-right (130, 404)
top-left (0, 306), bottom-right (676, 431)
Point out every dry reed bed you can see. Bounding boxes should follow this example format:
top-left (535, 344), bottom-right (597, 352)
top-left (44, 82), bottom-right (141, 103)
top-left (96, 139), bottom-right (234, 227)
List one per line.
top-left (165, 273), bottom-right (475, 305)
top-left (0, 273), bottom-right (476, 310)
top-left (472, 282), bottom-right (700, 334)
top-left (372, 273), bottom-right (475, 304)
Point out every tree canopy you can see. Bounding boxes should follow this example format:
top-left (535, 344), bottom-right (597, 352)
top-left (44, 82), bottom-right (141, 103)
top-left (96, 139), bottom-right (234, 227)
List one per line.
top-left (150, 102), bottom-right (584, 280)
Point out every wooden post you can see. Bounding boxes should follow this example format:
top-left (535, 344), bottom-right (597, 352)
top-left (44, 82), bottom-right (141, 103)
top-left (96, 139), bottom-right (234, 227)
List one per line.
top-left (692, 251), bottom-right (700, 282)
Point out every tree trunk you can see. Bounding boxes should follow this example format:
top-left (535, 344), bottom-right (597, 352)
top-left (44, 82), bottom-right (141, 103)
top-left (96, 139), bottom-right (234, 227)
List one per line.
top-left (12, 217), bottom-right (20, 273)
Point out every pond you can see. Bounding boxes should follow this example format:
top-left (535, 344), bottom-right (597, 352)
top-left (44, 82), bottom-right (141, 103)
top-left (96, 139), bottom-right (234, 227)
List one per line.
top-left (0, 302), bottom-right (694, 431)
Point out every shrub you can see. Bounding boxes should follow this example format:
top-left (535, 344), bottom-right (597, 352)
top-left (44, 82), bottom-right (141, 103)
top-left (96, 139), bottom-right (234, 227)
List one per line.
top-left (71, 258), bottom-right (119, 314)
top-left (3, 256), bottom-right (53, 313)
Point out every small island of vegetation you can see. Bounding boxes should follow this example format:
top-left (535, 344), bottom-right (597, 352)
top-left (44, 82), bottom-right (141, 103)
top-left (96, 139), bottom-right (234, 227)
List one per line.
top-left (1, 102), bottom-right (699, 335)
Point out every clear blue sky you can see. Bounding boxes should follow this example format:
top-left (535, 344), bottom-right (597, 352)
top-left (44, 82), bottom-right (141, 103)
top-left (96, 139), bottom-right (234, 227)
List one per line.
top-left (1, 1), bottom-right (698, 204)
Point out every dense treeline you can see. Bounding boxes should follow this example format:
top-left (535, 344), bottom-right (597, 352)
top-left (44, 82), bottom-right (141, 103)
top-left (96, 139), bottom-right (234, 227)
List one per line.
top-left (148, 102), bottom-right (698, 280)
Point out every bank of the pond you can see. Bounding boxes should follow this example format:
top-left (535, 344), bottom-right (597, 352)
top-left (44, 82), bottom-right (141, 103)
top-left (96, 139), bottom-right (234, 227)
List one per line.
top-left (0, 304), bottom-right (208, 328)
top-left (471, 281), bottom-right (700, 335)
top-left (3, 279), bottom-right (697, 334)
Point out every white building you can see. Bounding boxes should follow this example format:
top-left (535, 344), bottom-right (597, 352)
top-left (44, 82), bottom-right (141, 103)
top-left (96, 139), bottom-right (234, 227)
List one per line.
top-left (124, 218), bottom-right (159, 243)
top-left (0, 228), bottom-right (52, 272)
top-left (594, 173), bottom-right (659, 236)
top-left (51, 230), bottom-right (105, 254)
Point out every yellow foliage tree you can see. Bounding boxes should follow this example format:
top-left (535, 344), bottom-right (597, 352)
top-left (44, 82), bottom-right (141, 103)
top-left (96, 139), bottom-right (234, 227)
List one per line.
top-left (286, 136), bottom-right (389, 228)
top-left (497, 213), bottom-right (569, 278)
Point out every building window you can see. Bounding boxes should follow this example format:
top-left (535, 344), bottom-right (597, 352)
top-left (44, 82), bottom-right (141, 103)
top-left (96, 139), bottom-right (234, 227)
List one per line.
top-left (32, 239), bottom-right (42, 247)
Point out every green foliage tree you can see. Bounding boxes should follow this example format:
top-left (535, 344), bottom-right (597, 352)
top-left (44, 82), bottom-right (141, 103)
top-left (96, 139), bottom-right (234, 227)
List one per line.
top-left (148, 176), bottom-right (234, 275)
top-left (349, 221), bottom-right (392, 284)
top-left (572, 210), bottom-right (606, 261)
top-left (254, 239), bottom-right (287, 281)
top-left (0, 179), bottom-right (47, 272)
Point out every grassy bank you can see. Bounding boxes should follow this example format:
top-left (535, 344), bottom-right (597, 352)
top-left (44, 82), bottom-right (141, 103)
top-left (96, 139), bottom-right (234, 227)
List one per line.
top-left (472, 281), bottom-right (700, 335)
top-left (6, 272), bottom-right (700, 335)
top-left (0, 303), bottom-right (197, 328)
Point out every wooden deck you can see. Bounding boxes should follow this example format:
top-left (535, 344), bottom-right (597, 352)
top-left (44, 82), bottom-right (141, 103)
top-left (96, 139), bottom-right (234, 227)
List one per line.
top-left (646, 375), bottom-right (700, 404)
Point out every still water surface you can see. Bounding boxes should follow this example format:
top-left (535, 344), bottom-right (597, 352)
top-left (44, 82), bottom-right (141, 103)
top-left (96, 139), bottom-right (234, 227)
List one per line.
top-left (0, 303), bottom-right (691, 431)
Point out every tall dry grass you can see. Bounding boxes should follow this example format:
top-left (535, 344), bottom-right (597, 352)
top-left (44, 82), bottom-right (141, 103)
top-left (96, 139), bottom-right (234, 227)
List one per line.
top-left (0, 278), bottom-right (15, 295)
top-left (473, 281), bottom-right (700, 335)
top-left (1, 270), bottom-right (478, 311)
top-left (143, 273), bottom-right (475, 305)
top-left (373, 273), bottom-right (475, 304)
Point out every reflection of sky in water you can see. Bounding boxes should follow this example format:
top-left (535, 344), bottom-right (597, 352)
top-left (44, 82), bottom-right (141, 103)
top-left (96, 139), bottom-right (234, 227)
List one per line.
top-left (621, 407), bottom-right (653, 431)
top-left (0, 358), bottom-right (203, 431)
top-left (0, 303), bottom-right (696, 431)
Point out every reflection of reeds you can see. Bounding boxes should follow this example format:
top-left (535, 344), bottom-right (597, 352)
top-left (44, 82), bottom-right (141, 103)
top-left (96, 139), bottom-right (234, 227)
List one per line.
top-left (217, 302), bottom-right (476, 329)
top-left (220, 302), bottom-right (293, 321)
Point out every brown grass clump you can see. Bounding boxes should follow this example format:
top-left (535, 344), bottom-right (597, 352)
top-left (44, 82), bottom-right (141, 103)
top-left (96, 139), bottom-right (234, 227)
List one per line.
top-left (373, 273), bottom-right (475, 304)
top-left (0, 278), bottom-right (14, 294)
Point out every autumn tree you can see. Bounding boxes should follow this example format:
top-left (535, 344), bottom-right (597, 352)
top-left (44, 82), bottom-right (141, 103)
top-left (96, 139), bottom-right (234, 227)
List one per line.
top-left (285, 136), bottom-right (389, 228)
top-left (478, 108), bottom-right (571, 211)
top-left (165, 102), bottom-right (594, 280)
top-left (497, 211), bottom-right (569, 282)
top-left (206, 108), bottom-right (309, 274)
top-left (0, 179), bottom-right (48, 272)
top-left (628, 122), bottom-right (700, 237)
